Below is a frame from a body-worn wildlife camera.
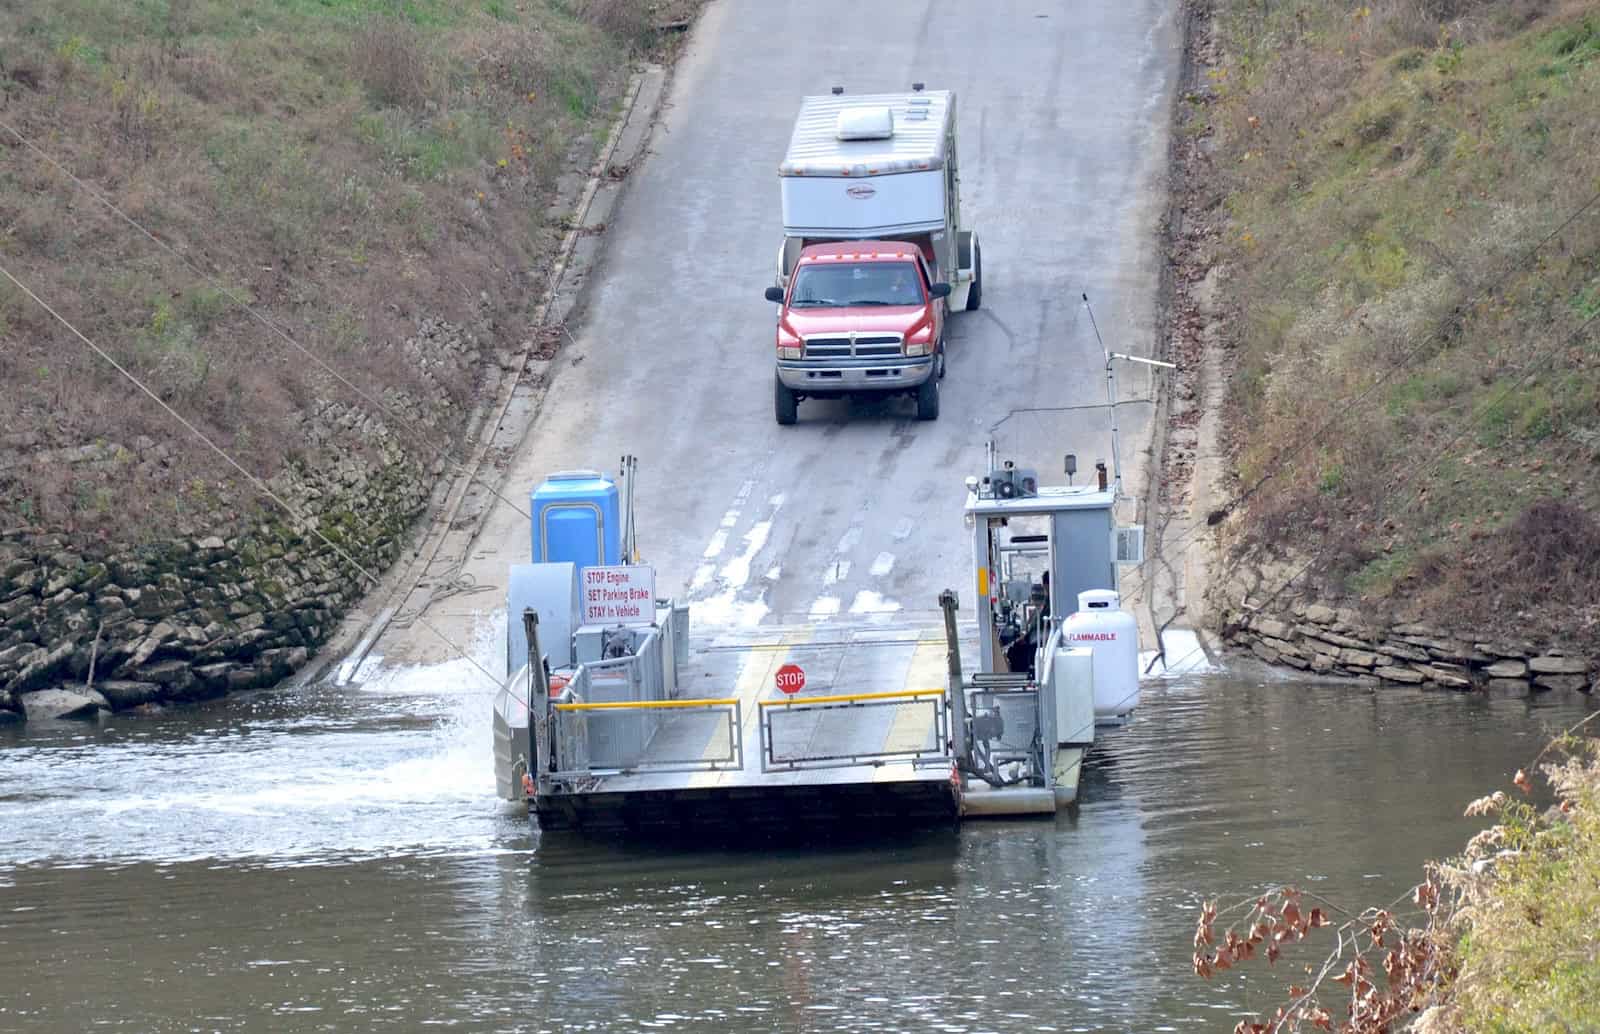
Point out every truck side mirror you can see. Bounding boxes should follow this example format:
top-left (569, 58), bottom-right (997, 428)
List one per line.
top-left (764, 286), bottom-right (784, 303)
top-left (928, 282), bottom-right (952, 299)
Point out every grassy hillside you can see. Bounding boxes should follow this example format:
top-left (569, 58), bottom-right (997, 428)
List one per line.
top-left (0, 0), bottom-right (669, 542)
top-left (1197, 0), bottom-right (1600, 646)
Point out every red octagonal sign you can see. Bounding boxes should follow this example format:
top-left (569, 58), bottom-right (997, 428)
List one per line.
top-left (775, 663), bottom-right (806, 695)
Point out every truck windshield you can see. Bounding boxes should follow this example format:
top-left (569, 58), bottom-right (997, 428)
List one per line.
top-left (789, 262), bottom-right (923, 307)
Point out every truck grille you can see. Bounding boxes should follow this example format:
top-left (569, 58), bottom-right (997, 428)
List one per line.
top-left (802, 334), bottom-right (904, 359)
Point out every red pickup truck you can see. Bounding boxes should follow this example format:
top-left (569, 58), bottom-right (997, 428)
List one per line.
top-left (763, 241), bottom-right (950, 424)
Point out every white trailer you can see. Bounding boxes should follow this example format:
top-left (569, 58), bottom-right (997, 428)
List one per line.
top-left (776, 86), bottom-right (982, 311)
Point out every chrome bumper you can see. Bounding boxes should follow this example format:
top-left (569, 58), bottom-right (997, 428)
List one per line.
top-left (777, 356), bottom-right (934, 393)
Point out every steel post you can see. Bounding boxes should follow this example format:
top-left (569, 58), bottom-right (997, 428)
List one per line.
top-left (523, 609), bottom-right (552, 792)
top-left (939, 589), bottom-right (968, 764)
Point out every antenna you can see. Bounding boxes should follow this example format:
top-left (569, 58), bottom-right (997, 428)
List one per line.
top-left (620, 454), bottom-right (639, 563)
top-left (1081, 293), bottom-right (1174, 501)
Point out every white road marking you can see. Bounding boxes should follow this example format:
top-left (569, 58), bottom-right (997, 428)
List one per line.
top-left (808, 596), bottom-right (841, 620)
top-left (720, 519), bottom-right (773, 588)
top-left (848, 591), bottom-right (901, 615)
top-left (701, 529), bottom-right (729, 559)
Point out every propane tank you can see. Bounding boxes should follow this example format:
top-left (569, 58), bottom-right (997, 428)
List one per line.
top-left (1062, 589), bottom-right (1140, 722)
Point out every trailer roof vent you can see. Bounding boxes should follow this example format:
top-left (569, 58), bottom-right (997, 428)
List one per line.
top-left (835, 106), bottom-right (894, 141)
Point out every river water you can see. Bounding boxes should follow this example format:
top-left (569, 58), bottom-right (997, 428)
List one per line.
top-left (1, 653), bottom-right (1589, 1033)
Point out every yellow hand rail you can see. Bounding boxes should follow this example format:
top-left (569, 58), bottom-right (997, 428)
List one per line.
top-left (758, 688), bottom-right (946, 708)
top-left (553, 698), bottom-right (739, 712)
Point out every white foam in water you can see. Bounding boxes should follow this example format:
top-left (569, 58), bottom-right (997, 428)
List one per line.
top-left (0, 612), bottom-right (521, 867)
top-left (1139, 628), bottom-right (1217, 679)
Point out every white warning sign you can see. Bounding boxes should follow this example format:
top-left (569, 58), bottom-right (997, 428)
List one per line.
top-left (581, 565), bottom-right (656, 626)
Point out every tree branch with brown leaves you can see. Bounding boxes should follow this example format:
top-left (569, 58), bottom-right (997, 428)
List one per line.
top-left (1193, 880), bottom-right (1454, 1034)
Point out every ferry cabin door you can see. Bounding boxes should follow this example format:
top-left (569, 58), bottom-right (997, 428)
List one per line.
top-left (978, 513), bottom-right (1056, 676)
top-left (1048, 506), bottom-right (1119, 624)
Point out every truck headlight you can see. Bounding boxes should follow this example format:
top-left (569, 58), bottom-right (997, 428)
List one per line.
top-left (778, 345), bottom-right (802, 360)
top-left (903, 340), bottom-right (931, 357)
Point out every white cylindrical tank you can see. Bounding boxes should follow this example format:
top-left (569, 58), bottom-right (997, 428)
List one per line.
top-left (1062, 589), bottom-right (1140, 721)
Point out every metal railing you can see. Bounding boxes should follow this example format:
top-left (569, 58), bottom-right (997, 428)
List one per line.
top-left (758, 688), bottom-right (953, 773)
top-left (538, 604), bottom-right (728, 782)
top-left (550, 697), bottom-right (743, 779)
top-left (967, 683), bottom-right (1041, 763)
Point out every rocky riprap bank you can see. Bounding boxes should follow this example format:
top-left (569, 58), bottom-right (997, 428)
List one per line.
top-left (1214, 565), bottom-right (1596, 695)
top-left (0, 318), bottom-right (483, 723)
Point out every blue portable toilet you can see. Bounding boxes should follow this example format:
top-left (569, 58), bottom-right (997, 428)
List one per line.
top-left (530, 470), bottom-right (621, 571)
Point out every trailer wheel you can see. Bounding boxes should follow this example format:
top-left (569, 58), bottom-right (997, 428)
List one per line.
top-left (965, 242), bottom-right (983, 311)
top-left (915, 374), bottom-right (940, 421)
top-left (774, 375), bottom-right (799, 425)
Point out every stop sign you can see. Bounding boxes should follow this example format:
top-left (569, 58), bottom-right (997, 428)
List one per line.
top-left (775, 663), bottom-right (806, 695)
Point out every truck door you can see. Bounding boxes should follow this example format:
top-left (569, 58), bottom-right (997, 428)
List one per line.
top-left (918, 254), bottom-right (944, 341)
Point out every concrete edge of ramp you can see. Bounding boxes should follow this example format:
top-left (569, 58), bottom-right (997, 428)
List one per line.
top-left (315, 62), bottom-right (677, 683)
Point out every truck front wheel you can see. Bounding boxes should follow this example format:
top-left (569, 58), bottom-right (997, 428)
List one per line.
top-left (775, 376), bottom-right (799, 425)
top-left (915, 374), bottom-right (940, 421)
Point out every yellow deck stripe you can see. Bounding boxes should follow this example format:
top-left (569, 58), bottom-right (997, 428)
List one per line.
top-left (758, 688), bottom-right (944, 707)
top-left (876, 633), bottom-right (948, 782)
top-left (688, 626), bottom-right (812, 788)
top-left (555, 698), bottom-right (738, 711)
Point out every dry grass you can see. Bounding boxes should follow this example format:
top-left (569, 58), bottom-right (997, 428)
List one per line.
top-left (576, 0), bottom-right (657, 47)
top-left (0, 0), bottom-right (692, 544)
top-left (351, 18), bottom-right (437, 111)
top-left (1201, 0), bottom-right (1600, 643)
top-left (1436, 733), bottom-right (1600, 1029)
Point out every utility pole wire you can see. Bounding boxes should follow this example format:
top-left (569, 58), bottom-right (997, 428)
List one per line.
top-left (1210, 188), bottom-right (1599, 529)
top-left (0, 116), bottom-right (536, 523)
top-left (1119, 189), bottom-right (1600, 609)
top-left (1232, 303), bottom-right (1600, 631)
top-left (0, 259), bottom-right (510, 697)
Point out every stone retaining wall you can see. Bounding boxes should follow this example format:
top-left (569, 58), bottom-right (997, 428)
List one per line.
top-left (0, 318), bottom-right (480, 722)
top-left (1212, 563), bottom-right (1596, 695)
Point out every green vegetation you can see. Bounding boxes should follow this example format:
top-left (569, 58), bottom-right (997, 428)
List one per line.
top-left (0, 0), bottom-right (681, 540)
top-left (1191, 729), bottom-right (1600, 1033)
top-left (1443, 736), bottom-right (1600, 1030)
top-left (1201, 0), bottom-right (1600, 646)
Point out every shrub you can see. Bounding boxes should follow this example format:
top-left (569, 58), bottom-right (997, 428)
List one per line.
top-left (576, 0), bottom-right (654, 48)
top-left (351, 17), bottom-right (435, 110)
